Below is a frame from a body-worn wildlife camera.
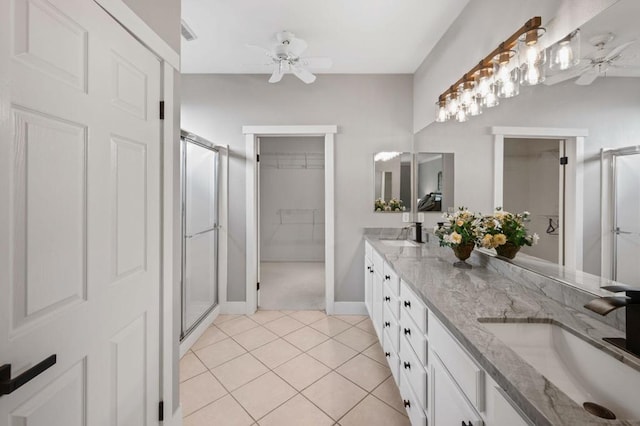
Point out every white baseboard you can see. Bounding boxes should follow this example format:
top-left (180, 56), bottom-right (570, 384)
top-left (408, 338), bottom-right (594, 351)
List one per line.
top-left (333, 302), bottom-right (367, 315)
top-left (179, 306), bottom-right (219, 357)
top-left (221, 301), bottom-right (247, 315)
top-left (164, 405), bottom-right (182, 426)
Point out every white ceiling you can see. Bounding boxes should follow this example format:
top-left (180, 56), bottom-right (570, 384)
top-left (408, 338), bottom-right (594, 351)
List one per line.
top-left (180, 0), bottom-right (470, 74)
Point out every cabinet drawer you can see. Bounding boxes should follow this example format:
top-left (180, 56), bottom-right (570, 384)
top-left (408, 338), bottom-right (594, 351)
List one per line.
top-left (383, 304), bottom-right (400, 353)
top-left (399, 369), bottom-right (428, 426)
top-left (399, 312), bottom-right (428, 366)
top-left (430, 312), bottom-right (484, 411)
top-left (383, 329), bottom-right (400, 384)
top-left (432, 353), bottom-right (483, 426)
top-left (399, 335), bottom-right (428, 410)
top-left (400, 281), bottom-right (428, 335)
top-left (383, 262), bottom-right (400, 296)
top-left (490, 386), bottom-right (531, 426)
top-left (383, 284), bottom-right (400, 320)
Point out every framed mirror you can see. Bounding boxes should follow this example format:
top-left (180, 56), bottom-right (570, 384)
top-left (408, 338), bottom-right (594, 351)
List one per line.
top-left (416, 153), bottom-right (455, 213)
top-left (373, 152), bottom-right (411, 212)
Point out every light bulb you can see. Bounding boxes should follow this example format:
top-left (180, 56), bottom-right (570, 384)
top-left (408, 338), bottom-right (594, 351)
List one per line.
top-left (477, 77), bottom-right (490, 98)
top-left (446, 94), bottom-right (459, 116)
top-left (435, 101), bottom-right (448, 123)
top-left (525, 44), bottom-right (539, 65)
top-left (455, 107), bottom-right (468, 122)
top-left (556, 43), bottom-right (573, 70)
top-left (551, 30), bottom-right (580, 71)
top-left (468, 97), bottom-right (482, 116)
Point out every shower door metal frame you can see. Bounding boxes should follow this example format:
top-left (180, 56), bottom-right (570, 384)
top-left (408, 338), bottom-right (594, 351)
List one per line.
top-left (180, 132), bottom-right (220, 339)
top-left (603, 145), bottom-right (640, 281)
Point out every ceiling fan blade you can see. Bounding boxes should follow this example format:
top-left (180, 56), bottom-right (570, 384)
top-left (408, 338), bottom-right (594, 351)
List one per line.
top-left (268, 68), bottom-right (283, 83)
top-left (287, 37), bottom-right (308, 56)
top-left (246, 44), bottom-right (276, 59)
top-left (291, 66), bottom-right (316, 84)
top-left (575, 69), bottom-right (599, 85)
top-left (543, 62), bottom-right (591, 86)
top-left (603, 40), bottom-right (636, 61)
top-left (299, 57), bottom-right (333, 69)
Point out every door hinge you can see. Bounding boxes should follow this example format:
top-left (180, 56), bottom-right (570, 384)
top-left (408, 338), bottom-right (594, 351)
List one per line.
top-left (159, 101), bottom-right (165, 120)
top-left (560, 156), bottom-right (568, 165)
top-left (257, 154), bottom-right (260, 162)
top-left (257, 282), bottom-right (260, 291)
top-left (158, 401), bottom-right (164, 421)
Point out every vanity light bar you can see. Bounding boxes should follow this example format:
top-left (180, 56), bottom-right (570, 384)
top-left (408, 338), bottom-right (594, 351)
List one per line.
top-left (439, 16), bottom-right (543, 100)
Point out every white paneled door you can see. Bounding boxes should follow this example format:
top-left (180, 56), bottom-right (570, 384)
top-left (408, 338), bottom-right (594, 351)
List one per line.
top-left (0, 0), bottom-right (162, 425)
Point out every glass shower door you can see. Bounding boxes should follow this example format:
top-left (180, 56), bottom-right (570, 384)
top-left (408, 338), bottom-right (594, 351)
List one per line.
top-left (614, 152), bottom-right (640, 286)
top-left (182, 138), bottom-right (219, 336)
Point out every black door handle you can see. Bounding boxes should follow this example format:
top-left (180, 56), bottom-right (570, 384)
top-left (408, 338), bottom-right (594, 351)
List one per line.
top-left (1, 355), bottom-right (56, 396)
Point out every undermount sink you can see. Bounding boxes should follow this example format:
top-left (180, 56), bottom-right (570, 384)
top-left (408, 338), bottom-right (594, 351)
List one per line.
top-left (481, 321), bottom-right (640, 420)
top-left (379, 239), bottom-right (419, 247)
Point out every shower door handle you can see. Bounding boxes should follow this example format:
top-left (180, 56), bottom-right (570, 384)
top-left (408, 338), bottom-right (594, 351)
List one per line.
top-left (615, 227), bottom-right (634, 235)
top-left (186, 225), bottom-right (218, 238)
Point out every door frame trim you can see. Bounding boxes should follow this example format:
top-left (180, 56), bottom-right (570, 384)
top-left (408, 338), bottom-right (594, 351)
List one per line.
top-left (492, 126), bottom-right (587, 271)
top-left (244, 125), bottom-right (338, 315)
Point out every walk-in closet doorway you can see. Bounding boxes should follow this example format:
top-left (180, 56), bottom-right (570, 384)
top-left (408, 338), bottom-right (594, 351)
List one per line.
top-left (259, 137), bottom-right (326, 310)
top-left (244, 125), bottom-right (337, 315)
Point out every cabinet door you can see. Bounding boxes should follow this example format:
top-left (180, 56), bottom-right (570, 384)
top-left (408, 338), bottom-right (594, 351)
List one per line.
top-left (364, 257), bottom-right (373, 316)
top-left (372, 270), bottom-right (384, 339)
top-left (431, 354), bottom-right (483, 426)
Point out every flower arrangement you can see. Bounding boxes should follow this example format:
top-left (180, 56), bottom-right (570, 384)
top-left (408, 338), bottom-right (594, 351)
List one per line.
top-left (478, 208), bottom-right (539, 258)
top-left (374, 198), bottom-right (406, 212)
top-left (434, 207), bottom-right (482, 248)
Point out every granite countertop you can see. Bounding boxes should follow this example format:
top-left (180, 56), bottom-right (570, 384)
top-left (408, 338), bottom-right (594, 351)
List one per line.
top-left (364, 235), bottom-right (640, 426)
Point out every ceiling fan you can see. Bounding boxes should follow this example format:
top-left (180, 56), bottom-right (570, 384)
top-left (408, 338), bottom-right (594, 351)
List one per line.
top-left (545, 33), bottom-right (638, 86)
top-left (247, 31), bottom-right (332, 84)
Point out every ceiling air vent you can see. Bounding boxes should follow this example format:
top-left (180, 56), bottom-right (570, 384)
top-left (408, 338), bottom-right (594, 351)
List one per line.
top-left (181, 20), bottom-right (197, 41)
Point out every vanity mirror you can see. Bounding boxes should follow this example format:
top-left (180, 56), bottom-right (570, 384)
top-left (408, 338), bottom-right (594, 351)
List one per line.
top-left (416, 153), bottom-right (455, 213)
top-left (373, 152), bottom-right (412, 212)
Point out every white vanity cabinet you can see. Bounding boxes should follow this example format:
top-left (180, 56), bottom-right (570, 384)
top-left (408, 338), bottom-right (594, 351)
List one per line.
top-left (364, 241), bottom-right (374, 315)
top-left (364, 241), bottom-right (531, 426)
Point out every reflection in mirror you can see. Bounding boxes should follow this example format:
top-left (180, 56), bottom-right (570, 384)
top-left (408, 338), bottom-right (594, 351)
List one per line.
top-left (416, 153), bottom-right (454, 213)
top-left (374, 152), bottom-right (411, 212)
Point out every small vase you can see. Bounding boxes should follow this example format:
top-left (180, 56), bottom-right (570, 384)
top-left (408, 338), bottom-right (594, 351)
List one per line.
top-left (452, 242), bottom-right (475, 269)
top-left (495, 242), bottom-right (521, 259)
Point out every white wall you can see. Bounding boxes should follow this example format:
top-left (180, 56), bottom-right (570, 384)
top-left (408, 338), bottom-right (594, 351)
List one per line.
top-left (415, 77), bottom-right (640, 276)
top-left (181, 74), bottom-right (413, 301)
top-left (122, 0), bottom-right (181, 51)
top-left (260, 137), bottom-right (325, 262)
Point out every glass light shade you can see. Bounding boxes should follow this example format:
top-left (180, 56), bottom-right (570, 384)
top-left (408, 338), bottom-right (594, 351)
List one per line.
top-left (468, 96), bottom-right (483, 116)
top-left (473, 68), bottom-right (493, 100)
top-left (435, 101), bottom-right (448, 122)
top-left (457, 82), bottom-right (475, 108)
top-left (492, 50), bottom-right (520, 98)
top-left (550, 30), bottom-right (580, 71)
top-left (519, 28), bottom-right (546, 85)
top-left (455, 106), bottom-right (468, 122)
top-left (484, 83), bottom-right (499, 108)
top-left (446, 93), bottom-right (459, 116)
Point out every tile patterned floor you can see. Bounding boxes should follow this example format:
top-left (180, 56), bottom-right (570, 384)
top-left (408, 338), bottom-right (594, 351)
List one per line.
top-left (180, 311), bottom-right (410, 426)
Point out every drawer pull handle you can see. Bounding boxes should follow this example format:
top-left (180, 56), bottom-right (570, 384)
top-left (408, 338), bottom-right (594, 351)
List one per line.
top-left (385, 352), bottom-right (391, 358)
top-left (462, 422), bottom-right (472, 426)
top-left (385, 275), bottom-right (391, 280)
top-left (404, 301), bottom-right (411, 308)
top-left (369, 268), bottom-right (374, 274)
top-left (404, 328), bottom-right (411, 336)
top-left (404, 361), bottom-right (411, 370)
top-left (384, 296), bottom-right (390, 302)
top-left (403, 400), bottom-right (411, 408)
top-left (367, 266), bottom-right (371, 271)
top-left (384, 321), bottom-right (390, 328)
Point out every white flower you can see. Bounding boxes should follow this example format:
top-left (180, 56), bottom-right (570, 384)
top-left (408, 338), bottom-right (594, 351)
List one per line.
top-left (532, 233), bottom-right (540, 244)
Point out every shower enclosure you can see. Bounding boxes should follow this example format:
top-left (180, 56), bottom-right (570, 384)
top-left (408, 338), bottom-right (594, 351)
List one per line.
top-left (181, 131), bottom-right (219, 338)
top-left (607, 146), bottom-right (640, 286)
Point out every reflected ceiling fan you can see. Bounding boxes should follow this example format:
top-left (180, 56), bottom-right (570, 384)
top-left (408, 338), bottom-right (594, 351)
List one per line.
top-left (545, 33), bottom-right (638, 86)
top-left (247, 31), bottom-right (332, 84)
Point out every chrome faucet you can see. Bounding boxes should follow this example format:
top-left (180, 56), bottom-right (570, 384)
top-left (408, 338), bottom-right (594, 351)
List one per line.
top-left (584, 284), bottom-right (640, 358)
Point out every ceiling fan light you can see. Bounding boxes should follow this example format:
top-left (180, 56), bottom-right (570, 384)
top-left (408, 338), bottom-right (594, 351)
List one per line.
top-left (550, 29), bottom-right (581, 71)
